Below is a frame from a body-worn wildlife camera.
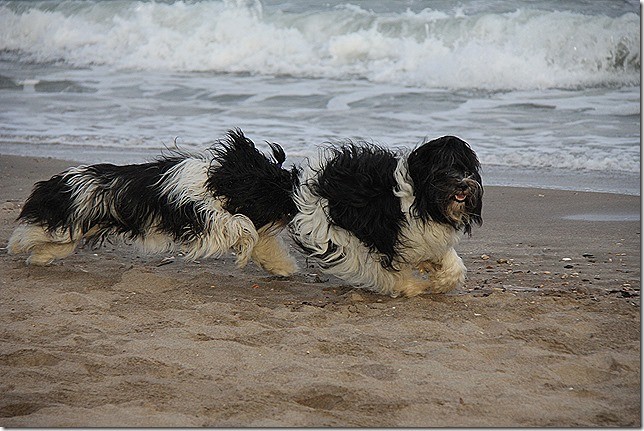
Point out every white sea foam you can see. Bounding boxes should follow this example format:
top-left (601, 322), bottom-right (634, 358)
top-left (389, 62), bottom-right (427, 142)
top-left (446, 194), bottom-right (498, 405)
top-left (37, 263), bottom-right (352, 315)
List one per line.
top-left (0, 0), bottom-right (639, 90)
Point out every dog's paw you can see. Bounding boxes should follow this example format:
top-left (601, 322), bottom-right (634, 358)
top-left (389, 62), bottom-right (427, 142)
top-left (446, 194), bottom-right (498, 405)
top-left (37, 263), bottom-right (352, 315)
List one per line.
top-left (417, 260), bottom-right (442, 274)
top-left (26, 253), bottom-right (55, 266)
top-left (262, 257), bottom-right (298, 277)
top-left (393, 277), bottom-right (430, 297)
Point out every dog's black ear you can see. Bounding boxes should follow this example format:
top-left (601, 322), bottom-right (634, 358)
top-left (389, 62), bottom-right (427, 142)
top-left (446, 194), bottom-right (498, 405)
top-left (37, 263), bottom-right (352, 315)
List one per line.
top-left (267, 142), bottom-right (286, 167)
top-left (407, 143), bottom-right (448, 224)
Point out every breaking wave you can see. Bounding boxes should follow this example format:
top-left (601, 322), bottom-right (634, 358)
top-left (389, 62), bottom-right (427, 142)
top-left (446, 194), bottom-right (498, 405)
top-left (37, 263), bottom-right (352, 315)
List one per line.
top-left (0, 0), bottom-right (640, 90)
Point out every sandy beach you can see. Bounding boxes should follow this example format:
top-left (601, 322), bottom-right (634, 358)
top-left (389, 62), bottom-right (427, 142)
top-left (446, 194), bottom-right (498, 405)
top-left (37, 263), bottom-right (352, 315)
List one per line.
top-left (0, 154), bottom-right (640, 427)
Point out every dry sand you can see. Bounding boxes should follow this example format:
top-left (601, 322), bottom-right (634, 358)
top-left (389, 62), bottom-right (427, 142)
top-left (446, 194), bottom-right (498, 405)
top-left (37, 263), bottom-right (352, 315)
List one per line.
top-left (0, 154), bottom-right (640, 427)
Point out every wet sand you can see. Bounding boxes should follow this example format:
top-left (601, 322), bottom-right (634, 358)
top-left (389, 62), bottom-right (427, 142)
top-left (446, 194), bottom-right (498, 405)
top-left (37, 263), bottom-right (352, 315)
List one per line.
top-left (0, 154), bottom-right (640, 427)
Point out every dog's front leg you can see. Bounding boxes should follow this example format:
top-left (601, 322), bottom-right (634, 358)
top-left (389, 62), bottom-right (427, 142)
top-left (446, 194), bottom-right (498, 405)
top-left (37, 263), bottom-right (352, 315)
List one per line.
top-left (423, 248), bottom-right (466, 293)
top-left (251, 231), bottom-right (298, 276)
top-left (391, 268), bottom-right (434, 297)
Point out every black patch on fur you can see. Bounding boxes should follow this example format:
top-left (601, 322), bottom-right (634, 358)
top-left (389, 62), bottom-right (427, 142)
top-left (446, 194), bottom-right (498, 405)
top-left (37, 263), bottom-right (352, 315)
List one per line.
top-left (18, 173), bottom-right (76, 233)
top-left (407, 135), bottom-right (483, 234)
top-left (313, 144), bottom-right (404, 269)
top-left (206, 129), bottom-right (299, 230)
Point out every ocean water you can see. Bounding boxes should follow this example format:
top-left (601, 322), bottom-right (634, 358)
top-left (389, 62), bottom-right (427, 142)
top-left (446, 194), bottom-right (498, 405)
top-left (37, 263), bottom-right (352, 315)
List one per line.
top-left (0, 0), bottom-right (640, 195)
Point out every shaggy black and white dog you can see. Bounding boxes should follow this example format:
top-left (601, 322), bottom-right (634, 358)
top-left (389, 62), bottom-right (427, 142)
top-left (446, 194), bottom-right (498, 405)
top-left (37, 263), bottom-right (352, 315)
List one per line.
top-left (290, 136), bottom-right (483, 297)
top-left (8, 129), bottom-right (300, 276)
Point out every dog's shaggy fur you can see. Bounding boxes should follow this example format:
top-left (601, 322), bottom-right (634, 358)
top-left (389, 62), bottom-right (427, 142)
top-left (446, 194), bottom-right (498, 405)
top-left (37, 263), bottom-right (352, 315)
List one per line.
top-left (8, 129), bottom-right (300, 276)
top-left (290, 136), bottom-right (483, 297)
top-left (9, 130), bottom-right (482, 298)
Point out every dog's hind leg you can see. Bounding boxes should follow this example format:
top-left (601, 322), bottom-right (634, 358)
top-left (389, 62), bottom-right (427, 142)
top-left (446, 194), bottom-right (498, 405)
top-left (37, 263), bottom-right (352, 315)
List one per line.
top-left (251, 231), bottom-right (298, 276)
top-left (26, 241), bottom-right (78, 266)
top-left (8, 224), bottom-right (79, 266)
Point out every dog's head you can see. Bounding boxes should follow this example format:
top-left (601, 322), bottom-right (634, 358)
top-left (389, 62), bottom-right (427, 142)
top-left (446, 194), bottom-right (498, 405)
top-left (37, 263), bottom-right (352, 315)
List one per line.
top-left (406, 136), bottom-right (483, 234)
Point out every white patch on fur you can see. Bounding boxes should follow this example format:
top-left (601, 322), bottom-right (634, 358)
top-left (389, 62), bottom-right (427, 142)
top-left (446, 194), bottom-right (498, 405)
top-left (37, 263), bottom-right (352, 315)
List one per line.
top-left (157, 157), bottom-right (221, 211)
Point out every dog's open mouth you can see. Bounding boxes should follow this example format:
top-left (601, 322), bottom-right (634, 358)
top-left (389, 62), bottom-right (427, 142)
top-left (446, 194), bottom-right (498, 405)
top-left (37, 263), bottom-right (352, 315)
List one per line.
top-left (453, 193), bottom-right (468, 203)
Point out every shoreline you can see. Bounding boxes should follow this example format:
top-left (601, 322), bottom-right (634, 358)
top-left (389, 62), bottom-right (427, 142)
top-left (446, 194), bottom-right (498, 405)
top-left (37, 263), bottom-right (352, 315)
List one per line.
top-left (0, 143), bottom-right (639, 196)
top-left (0, 154), bottom-right (640, 427)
